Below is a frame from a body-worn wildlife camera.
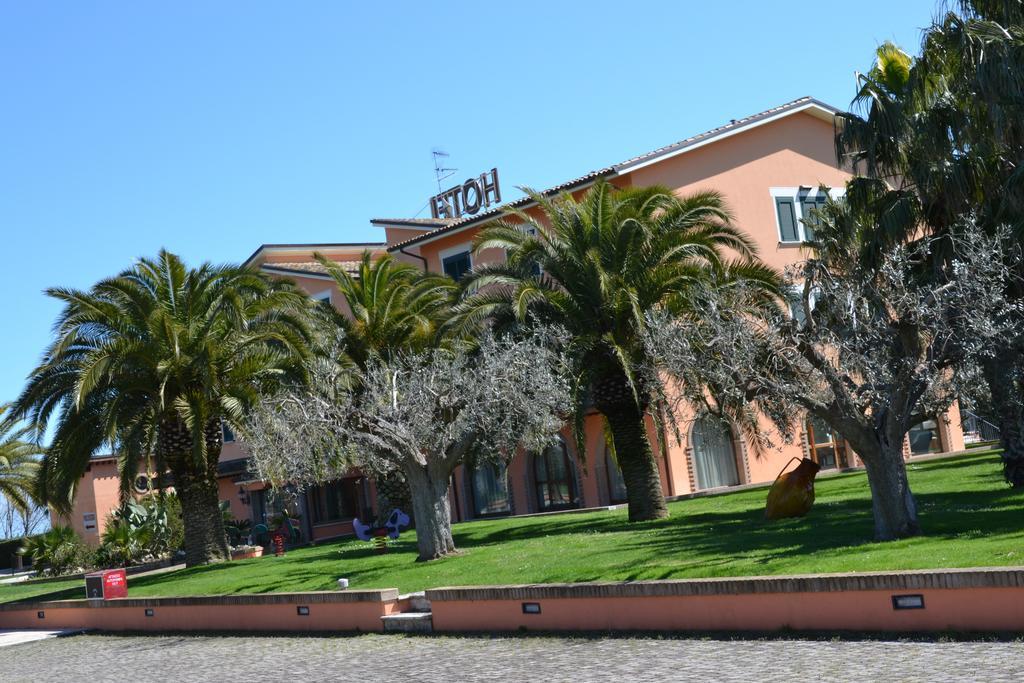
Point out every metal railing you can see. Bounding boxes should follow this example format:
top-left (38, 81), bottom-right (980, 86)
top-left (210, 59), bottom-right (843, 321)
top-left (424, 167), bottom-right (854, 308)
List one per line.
top-left (961, 409), bottom-right (1002, 443)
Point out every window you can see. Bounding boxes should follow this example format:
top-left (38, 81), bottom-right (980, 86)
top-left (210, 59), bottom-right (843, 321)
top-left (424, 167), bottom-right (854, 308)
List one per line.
top-left (691, 416), bottom-right (740, 490)
top-left (311, 289), bottom-right (332, 304)
top-left (775, 196), bottom-right (801, 243)
top-left (604, 448), bottom-right (628, 504)
top-left (442, 250), bottom-right (472, 281)
top-left (519, 225), bottom-right (542, 277)
top-left (133, 474), bottom-right (151, 494)
top-left (534, 440), bottom-right (576, 511)
top-left (470, 462), bottom-right (512, 517)
top-left (909, 419), bottom-right (941, 455)
top-left (222, 422), bottom-right (235, 443)
top-left (806, 418), bottom-right (844, 469)
top-left (799, 193), bottom-right (829, 242)
top-left (771, 187), bottom-right (837, 243)
top-left (309, 478), bottom-right (360, 524)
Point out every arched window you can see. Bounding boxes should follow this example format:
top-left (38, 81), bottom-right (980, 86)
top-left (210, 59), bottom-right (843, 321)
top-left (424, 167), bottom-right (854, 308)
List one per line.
top-left (604, 447), bottom-right (628, 504)
top-left (691, 416), bottom-right (740, 490)
top-left (534, 440), bottom-right (576, 511)
top-left (469, 462), bottom-right (511, 517)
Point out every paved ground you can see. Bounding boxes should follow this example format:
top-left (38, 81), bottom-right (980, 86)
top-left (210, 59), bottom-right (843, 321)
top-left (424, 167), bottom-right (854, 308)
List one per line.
top-left (1, 633), bottom-right (1022, 682)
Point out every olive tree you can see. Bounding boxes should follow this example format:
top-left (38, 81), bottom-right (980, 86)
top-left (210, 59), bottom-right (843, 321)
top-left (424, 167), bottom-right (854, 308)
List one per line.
top-left (648, 218), bottom-right (1018, 541)
top-left (244, 331), bottom-right (569, 561)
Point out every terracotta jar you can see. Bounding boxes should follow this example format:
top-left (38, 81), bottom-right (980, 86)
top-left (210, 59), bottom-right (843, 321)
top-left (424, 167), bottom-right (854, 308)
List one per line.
top-left (765, 457), bottom-right (821, 520)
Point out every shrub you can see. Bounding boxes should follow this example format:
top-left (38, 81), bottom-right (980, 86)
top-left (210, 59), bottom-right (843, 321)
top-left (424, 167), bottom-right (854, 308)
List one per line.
top-left (95, 519), bottom-right (147, 568)
top-left (97, 494), bottom-right (185, 567)
top-left (164, 493), bottom-right (185, 553)
top-left (18, 526), bottom-right (92, 576)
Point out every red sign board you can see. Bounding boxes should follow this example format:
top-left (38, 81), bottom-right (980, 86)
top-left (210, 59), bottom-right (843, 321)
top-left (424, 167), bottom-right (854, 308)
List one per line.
top-left (84, 568), bottom-right (128, 600)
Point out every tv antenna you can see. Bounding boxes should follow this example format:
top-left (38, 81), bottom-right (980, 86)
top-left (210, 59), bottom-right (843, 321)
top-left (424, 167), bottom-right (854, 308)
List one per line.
top-left (432, 149), bottom-right (457, 193)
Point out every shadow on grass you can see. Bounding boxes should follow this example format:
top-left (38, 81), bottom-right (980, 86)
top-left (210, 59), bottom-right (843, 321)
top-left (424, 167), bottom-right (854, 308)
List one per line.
top-left (7, 453), bottom-right (1020, 602)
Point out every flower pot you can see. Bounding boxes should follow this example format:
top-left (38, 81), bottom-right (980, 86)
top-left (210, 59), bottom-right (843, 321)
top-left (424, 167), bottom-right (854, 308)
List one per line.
top-left (230, 546), bottom-right (264, 560)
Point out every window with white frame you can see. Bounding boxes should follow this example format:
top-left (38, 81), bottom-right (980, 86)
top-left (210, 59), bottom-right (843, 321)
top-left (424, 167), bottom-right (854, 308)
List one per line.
top-left (440, 244), bottom-right (473, 282)
top-left (770, 187), bottom-right (841, 244)
top-left (311, 289), bottom-right (332, 305)
top-left (517, 224), bottom-right (542, 277)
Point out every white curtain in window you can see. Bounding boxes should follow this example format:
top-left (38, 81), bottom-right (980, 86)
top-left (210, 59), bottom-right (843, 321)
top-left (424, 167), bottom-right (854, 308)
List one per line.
top-left (692, 416), bottom-right (740, 490)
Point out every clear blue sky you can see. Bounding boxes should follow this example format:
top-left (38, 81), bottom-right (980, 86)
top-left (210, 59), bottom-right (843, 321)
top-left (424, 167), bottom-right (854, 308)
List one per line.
top-left (1, 1), bottom-right (939, 405)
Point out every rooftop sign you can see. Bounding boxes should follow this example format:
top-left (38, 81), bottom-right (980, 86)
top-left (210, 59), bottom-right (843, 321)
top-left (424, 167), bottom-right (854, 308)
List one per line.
top-left (430, 168), bottom-right (501, 220)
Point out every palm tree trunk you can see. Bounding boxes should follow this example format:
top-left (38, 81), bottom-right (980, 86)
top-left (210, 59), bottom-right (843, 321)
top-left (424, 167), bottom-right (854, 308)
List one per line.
top-left (160, 418), bottom-right (230, 567)
top-left (402, 461), bottom-right (456, 561)
top-left (177, 471), bottom-right (230, 566)
top-left (604, 406), bottom-right (669, 521)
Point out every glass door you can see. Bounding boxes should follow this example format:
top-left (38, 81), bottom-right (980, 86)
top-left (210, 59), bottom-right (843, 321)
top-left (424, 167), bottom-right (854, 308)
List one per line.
top-left (806, 418), bottom-right (844, 469)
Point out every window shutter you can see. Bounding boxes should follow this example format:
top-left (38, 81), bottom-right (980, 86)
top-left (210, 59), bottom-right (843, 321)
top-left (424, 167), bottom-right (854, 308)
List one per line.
top-left (801, 191), bottom-right (831, 242)
top-left (800, 193), bottom-right (828, 242)
top-left (442, 251), bottom-right (472, 281)
top-left (776, 197), bottom-right (799, 242)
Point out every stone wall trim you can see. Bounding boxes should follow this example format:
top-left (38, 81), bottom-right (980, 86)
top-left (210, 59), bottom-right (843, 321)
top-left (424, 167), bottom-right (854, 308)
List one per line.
top-left (425, 567), bottom-right (1024, 602)
top-left (0, 588), bottom-right (399, 612)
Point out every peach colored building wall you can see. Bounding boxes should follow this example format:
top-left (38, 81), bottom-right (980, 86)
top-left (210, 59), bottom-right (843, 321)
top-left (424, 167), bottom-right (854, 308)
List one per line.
top-left (218, 478), bottom-right (249, 521)
top-left (623, 111), bottom-right (850, 272)
top-left (51, 458), bottom-right (122, 544)
top-left (410, 109), bottom-right (966, 514)
top-left (414, 113), bottom-right (850, 508)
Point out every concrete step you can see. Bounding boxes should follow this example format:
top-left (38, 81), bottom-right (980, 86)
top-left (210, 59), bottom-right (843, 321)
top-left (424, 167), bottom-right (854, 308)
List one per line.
top-left (381, 612), bottom-right (433, 634)
top-left (399, 591), bottom-right (432, 613)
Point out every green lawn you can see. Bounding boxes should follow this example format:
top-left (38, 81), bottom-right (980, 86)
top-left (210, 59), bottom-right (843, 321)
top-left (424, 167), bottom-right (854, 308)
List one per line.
top-left (3, 451), bottom-right (1023, 604)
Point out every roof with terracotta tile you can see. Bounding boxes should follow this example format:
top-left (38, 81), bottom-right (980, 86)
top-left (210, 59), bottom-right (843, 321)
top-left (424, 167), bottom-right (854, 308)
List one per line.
top-left (259, 260), bottom-right (360, 277)
top-left (383, 168), bottom-right (615, 251)
top-left (384, 97), bottom-right (840, 252)
top-left (613, 96), bottom-right (839, 172)
top-left (369, 217), bottom-right (455, 228)
top-left (242, 243), bottom-right (385, 268)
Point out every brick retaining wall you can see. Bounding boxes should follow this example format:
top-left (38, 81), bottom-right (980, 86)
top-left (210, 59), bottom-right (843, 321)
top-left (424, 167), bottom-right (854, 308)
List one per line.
top-left (0, 589), bottom-right (400, 633)
top-left (426, 568), bottom-right (1024, 633)
top-left (4, 568), bottom-right (1023, 635)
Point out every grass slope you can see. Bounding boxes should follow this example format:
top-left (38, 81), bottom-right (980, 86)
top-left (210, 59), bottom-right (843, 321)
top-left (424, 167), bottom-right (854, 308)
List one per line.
top-left (3, 451), bottom-right (1022, 604)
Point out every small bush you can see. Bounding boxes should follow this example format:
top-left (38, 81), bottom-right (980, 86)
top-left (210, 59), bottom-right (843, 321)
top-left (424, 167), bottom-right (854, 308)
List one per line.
top-left (18, 526), bottom-right (92, 576)
top-left (95, 493), bottom-right (185, 568)
top-left (164, 493), bottom-right (185, 552)
top-left (96, 519), bottom-right (147, 567)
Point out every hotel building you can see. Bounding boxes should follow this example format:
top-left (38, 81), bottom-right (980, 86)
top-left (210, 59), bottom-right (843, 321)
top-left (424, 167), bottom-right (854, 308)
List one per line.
top-left (57, 97), bottom-right (967, 542)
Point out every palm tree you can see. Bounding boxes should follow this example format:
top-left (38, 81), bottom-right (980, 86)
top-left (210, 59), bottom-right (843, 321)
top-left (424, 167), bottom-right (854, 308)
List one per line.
top-left (312, 251), bottom-right (455, 367)
top-left (454, 180), bottom-right (779, 521)
top-left (0, 404), bottom-right (42, 520)
top-left (13, 250), bottom-right (311, 566)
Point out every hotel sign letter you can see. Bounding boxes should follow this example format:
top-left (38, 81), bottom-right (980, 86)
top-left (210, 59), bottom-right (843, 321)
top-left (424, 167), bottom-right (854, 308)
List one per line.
top-left (430, 168), bottom-right (501, 219)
